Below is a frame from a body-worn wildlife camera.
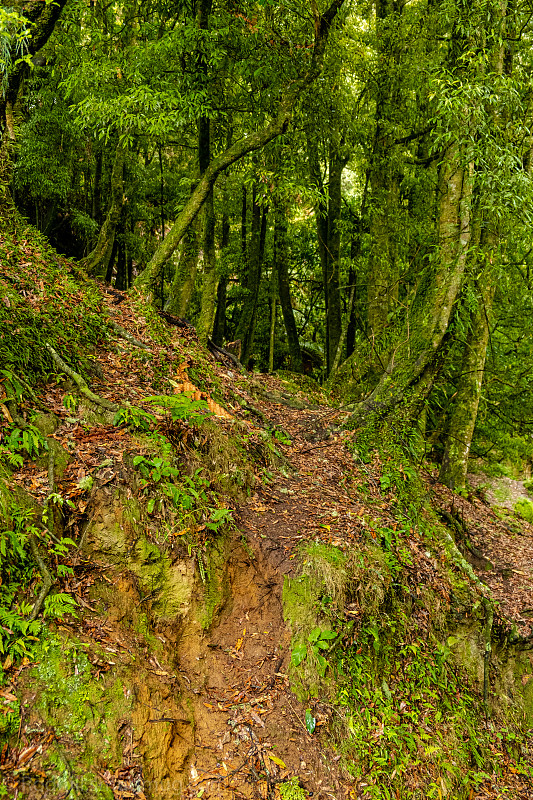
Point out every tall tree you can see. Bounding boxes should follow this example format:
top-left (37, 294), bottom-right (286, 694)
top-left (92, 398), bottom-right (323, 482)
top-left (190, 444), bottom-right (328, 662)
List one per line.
top-left (134, 0), bottom-right (345, 295)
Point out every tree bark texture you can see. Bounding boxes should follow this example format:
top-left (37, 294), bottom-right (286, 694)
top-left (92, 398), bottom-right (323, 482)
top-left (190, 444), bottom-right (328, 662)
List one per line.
top-left (275, 198), bottom-right (303, 373)
top-left (439, 247), bottom-right (496, 489)
top-left (351, 141), bottom-right (474, 422)
top-left (164, 221), bottom-right (200, 317)
top-left (83, 141), bottom-right (126, 277)
top-left (439, 2), bottom-right (508, 487)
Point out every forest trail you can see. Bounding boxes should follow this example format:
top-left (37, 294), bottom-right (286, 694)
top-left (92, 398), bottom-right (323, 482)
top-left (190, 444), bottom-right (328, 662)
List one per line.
top-left (4, 285), bottom-right (533, 799)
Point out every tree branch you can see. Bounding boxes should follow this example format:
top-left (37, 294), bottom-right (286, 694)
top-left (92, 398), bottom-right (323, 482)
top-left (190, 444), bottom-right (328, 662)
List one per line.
top-left (135, 0), bottom-right (345, 294)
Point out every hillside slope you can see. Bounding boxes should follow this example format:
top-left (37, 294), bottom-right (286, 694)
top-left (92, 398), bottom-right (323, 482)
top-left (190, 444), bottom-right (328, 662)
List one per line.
top-left (1, 227), bottom-right (533, 800)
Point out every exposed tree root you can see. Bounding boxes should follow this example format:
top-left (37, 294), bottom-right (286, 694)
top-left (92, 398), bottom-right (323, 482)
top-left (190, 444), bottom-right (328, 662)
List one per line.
top-left (29, 449), bottom-right (56, 621)
top-left (157, 309), bottom-right (196, 329)
top-left (45, 343), bottom-right (118, 411)
top-left (249, 380), bottom-right (309, 410)
top-left (207, 339), bottom-right (243, 372)
top-left (29, 533), bottom-right (54, 621)
top-left (108, 320), bottom-right (151, 351)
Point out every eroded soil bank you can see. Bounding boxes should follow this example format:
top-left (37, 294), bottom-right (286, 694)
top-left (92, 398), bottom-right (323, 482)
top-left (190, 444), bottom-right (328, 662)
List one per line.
top-left (3, 284), bottom-right (533, 800)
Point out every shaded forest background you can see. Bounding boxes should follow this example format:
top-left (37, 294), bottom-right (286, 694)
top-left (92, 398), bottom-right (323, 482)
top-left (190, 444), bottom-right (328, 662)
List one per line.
top-left (3, 0), bottom-right (533, 487)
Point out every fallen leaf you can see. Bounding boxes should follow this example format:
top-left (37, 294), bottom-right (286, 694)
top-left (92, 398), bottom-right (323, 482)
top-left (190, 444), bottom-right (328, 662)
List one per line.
top-left (267, 754), bottom-right (287, 769)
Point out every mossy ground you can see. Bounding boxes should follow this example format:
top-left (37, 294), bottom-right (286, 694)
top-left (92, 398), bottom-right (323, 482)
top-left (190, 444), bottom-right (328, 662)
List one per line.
top-left (21, 634), bottom-right (131, 798)
top-left (282, 426), bottom-right (533, 798)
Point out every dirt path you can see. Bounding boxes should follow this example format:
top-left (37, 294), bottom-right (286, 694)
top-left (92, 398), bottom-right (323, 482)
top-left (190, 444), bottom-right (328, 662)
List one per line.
top-left (5, 287), bottom-right (533, 800)
top-left (177, 389), bottom-right (366, 799)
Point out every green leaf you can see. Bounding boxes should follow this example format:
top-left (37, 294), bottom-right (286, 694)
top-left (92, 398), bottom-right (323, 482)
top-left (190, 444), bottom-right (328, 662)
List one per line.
top-left (147, 498), bottom-right (156, 514)
top-left (291, 642), bottom-right (307, 667)
top-left (308, 626), bottom-right (321, 643)
top-left (316, 653), bottom-right (327, 676)
top-left (268, 753), bottom-right (287, 769)
top-left (305, 709), bottom-right (316, 734)
top-left (319, 629), bottom-right (337, 640)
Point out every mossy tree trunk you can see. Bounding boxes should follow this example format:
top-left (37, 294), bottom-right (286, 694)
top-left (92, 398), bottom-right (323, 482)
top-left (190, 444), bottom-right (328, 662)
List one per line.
top-left (83, 141), bottom-right (126, 277)
top-left (439, 239), bottom-right (496, 488)
top-left (275, 197), bottom-right (303, 373)
top-left (367, 163), bottom-right (400, 339)
top-left (352, 140), bottom-right (474, 422)
top-left (439, 4), bottom-right (508, 488)
top-left (164, 220), bottom-right (200, 317)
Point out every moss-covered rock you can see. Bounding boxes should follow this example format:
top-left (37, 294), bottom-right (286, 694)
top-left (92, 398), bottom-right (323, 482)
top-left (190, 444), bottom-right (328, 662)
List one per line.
top-left (32, 411), bottom-right (62, 436)
top-left (27, 636), bottom-right (131, 797)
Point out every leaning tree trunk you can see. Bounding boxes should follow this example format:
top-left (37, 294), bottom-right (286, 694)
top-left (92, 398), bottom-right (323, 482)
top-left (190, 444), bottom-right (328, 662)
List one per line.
top-left (164, 220), bottom-right (200, 317)
top-left (134, 0), bottom-right (345, 296)
top-left (351, 141), bottom-right (474, 422)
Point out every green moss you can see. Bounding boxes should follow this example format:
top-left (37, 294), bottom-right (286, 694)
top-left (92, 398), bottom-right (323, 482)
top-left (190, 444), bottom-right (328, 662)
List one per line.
top-left (133, 612), bottom-right (161, 652)
top-left (515, 497), bottom-right (533, 523)
top-left (28, 635), bottom-right (131, 796)
top-left (198, 536), bottom-right (230, 630)
top-left (0, 227), bottom-right (108, 393)
top-left (31, 412), bottom-right (61, 437)
top-left (36, 437), bottom-right (71, 480)
top-left (524, 478), bottom-right (533, 495)
top-left (279, 776), bottom-right (308, 800)
top-left (129, 536), bottom-right (195, 621)
top-left (275, 370), bottom-right (329, 406)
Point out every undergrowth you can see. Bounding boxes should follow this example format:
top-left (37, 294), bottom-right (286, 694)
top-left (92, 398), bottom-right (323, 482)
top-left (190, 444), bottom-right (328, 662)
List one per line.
top-left (0, 227), bottom-right (107, 391)
top-left (284, 418), bottom-right (533, 799)
top-left (0, 471), bottom-right (79, 686)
